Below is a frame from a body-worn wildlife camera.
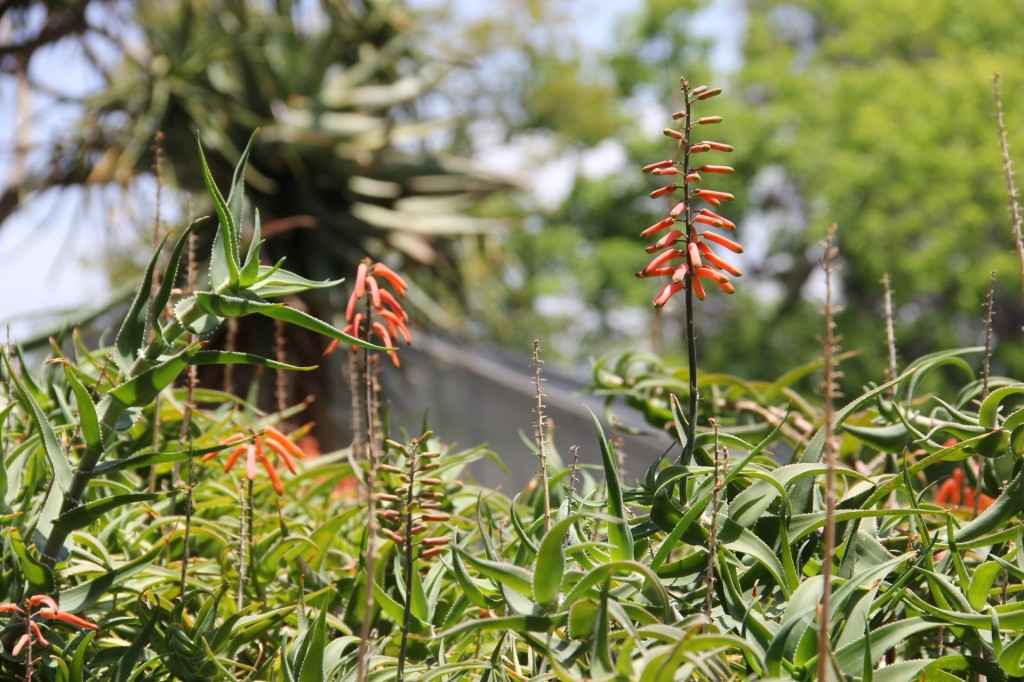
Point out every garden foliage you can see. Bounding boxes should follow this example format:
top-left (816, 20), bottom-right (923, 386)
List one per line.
top-left (2, 83), bottom-right (1024, 682)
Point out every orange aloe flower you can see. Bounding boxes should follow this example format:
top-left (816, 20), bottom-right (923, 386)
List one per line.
top-left (934, 468), bottom-right (995, 511)
top-left (325, 259), bottom-right (412, 366)
top-left (202, 425), bottom-right (309, 495)
top-left (637, 79), bottom-right (741, 309)
top-left (0, 594), bottom-right (98, 656)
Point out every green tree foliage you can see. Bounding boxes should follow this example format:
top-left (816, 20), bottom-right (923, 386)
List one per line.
top-left (486, 0), bottom-right (1024, 390)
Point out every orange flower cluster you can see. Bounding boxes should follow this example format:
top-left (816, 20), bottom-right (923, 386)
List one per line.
top-left (935, 468), bottom-right (995, 512)
top-left (637, 80), bottom-right (741, 308)
top-left (0, 595), bottom-right (98, 656)
top-left (325, 259), bottom-right (411, 366)
top-left (202, 425), bottom-right (309, 495)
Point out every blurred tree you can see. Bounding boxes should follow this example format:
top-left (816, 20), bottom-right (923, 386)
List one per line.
top-left (0, 0), bottom-right (515, 444)
top-left (477, 0), bottom-right (1024, 391)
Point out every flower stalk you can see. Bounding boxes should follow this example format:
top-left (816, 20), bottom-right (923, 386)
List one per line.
top-left (637, 76), bottom-right (741, 471)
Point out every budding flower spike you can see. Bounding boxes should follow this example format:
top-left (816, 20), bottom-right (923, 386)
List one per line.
top-left (0, 594), bottom-right (99, 657)
top-left (202, 426), bottom-right (310, 495)
top-left (636, 77), bottom-right (741, 309)
top-left (325, 259), bottom-right (411, 366)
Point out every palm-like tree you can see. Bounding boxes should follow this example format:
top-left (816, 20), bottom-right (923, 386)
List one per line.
top-left (2, 0), bottom-right (514, 444)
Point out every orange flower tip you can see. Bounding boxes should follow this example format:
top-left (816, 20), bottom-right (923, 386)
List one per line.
top-left (651, 167), bottom-right (681, 176)
top-left (421, 536), bottom-right (452, 547)
top-left (703, 141), bottom-right (734, 152)
top-left (719, 281), bottom-right (736, 294)
top-left (701, 231), bottom-right (744, 253)
top-left (642, 160), bottom-right (675, 173)
top-left (671, 264), bottom-right (689, 283)
top-left (671, 110), bottom-right (687, 120)
top-left (649, 184), bottom-right (678, 199)
top-left (696, 87), bottom-right (722, 100)
top-left (653, 229), bottom-right (685, 250)
top-left (353, 261), bottom-right (368, 300)
top-left (323, 338), bottom-right (340, 356)
top-left (700, 165), bottom-right (734, 174)
top-left (685, 173), bottom-right (702, 184)
top-left (419, 546), bottom-right (447, 558)
top-left (662, 128), bottom-right (684, 140)
top-left (697, 116), bottom-right (723, 125)
top-left (669, 201), bottom-right (687, 218)
top-left (689, 144), bottom-right (712, 154)
top-left (653, 281), bottom-right (685, 307)
top-left (692, 276), bottom-right (707, 300)
top-left (688, 242), bottom-right (702, 269)
top-left (696, 189), bottom-right (735, 202)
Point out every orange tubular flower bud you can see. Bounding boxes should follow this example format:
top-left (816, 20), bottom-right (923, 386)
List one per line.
top-left (696, 87), bottom-right (722, 100)
top-left (257, 450), bottom-right (284, 494)
top-left (642, 159), bottom-right (675, 173)
top-left (381, 309), bottom-right (412, 344)
top-left (344, 289), bottom-right (359, 323)
top-left (702, 141), bottom-right (734, 152)
top-left (223, 444), bottom-right (246, 472)
top-left (264, 426), bottom-right (306, 461)
top-left (662, 128), bottom-right (684, 140)
top-left (372, 321), bottom-right (394, 349)
top-left (643, 266), bottom-right (676, 278)
top-left (692, 274), bottom-right (707, 300)
top-left (639, 248), bottom-right (684, 276)
top-left (0, 603), bottom-right (23, 615)
top-left (701, 231), bottom-right (744, 253)
top-left (689, 144), bottom-right (712, 154)
top-left (12, 634), bottom-right (30, 656)
top-left (641, 216), bottom-right (677, 238)
top-left (691, 85), bottom-right (709, 95)
top-left (694, 214), bottom-right (724, 229)
top-left (323, 338), bottom-right (340, 357)
top-left (701, 249), bottom-right (742, 277)
top-left (654, 281), bottom-right (685, 308)
top-left (419, 546), bottom-right (448, 558)
top-left (648, 229), bottom-right (685, 252)
top-left (365, 275), bottom-right (382, 309)
top-left (246, 444), bottom-right (258, 481)
top-left (353, 261), bottom-right (368, 300)
top-left (685, 173), bottom-right (702, 184)
top-left (696, 189), bottom-right (735, 202)
top-left (671, 110), bottom-right (687, 120)
top-left (672, 264), bottom-right (689, 283)
top-left (649, 184), bottom-right (678, 199)
top-left (263, 437), bottom-right (299, 474)
top-left (652, 167), bottom-right (681, 176)
top-left (670, 202), bottom-right (687, 218)
top-left (700, 165), bottom-right (734, 174)
top-left (371, 263), bottom-right (408, 296)
top-left (421, 536), bottom-right (452, 547)
top-left (699, 208), bottom-right (736, 230)
top-left (697, 116), bottom-right (722, 125)
top-left (379, 289), bottom-right (408, 320)
top-left (688, 242), bottom-right (703, 269)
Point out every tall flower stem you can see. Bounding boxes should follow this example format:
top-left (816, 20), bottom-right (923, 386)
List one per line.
top-left (680, 83), bottom-right (699, 471)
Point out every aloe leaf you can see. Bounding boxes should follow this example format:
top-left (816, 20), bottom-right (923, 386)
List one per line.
top-left (436, 613), bottom-right (564, 640)
top-left (197, 134), bottom-right (240, 289)
top-left (718, 517), bottom-right (790, 597)
top-left (149, 217), bottom-right (207, 340)
top-left (104, 343), bottom-right (204, 413)
top-left (448, 539), bottom-right (495, 610)
top-left (955, 465), bottom-right (1024, 543)
top-left (239, 208), bottom-right (263, 287)
top-left (53, 491), bottom-right (170, 534)
top-left (297, 607), bottom-right (327, 682)
top-left (114, 229), bottom-right (173, 374)
top-left (967, 561), bottom-right (1004, 611)
top-left (533, 514), bottom-right (582, 609)
top-left (61, 361), bottom-right (101, 452)
top-left (2, 350), bottom-right (73, 492)
top-left (455, 546), bottom-right (534, 597)
top-left (60, 540), bottom-right (165, 612)
top-left (9, 527), bottom-right (54, 591)
top-left (833, 617), bottom-right (940, 674)
top-left (251, 266), bottom-right (345, 298)
top-left (191, 350), bottom-right (317, 371)
top-left (188, 292), bottom-right (385, 350)
top-left (587, 407), bottom-right (633, 562)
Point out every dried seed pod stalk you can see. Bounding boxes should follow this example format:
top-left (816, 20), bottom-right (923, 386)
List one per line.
top-left (376, 433), bottom-right (457, 682)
